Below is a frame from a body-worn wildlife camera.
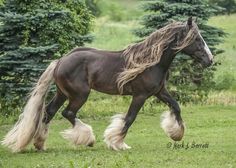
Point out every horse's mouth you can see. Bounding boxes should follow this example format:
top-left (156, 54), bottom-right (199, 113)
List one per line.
top-left (200, 61), bottom-right (212, 68)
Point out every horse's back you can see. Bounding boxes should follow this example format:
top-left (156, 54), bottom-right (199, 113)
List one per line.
top-left (55, 47), bottom-right (125, 95)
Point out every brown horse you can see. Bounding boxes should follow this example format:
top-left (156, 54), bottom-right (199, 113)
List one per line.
top-left (2, 17), bottom-right (213, 152)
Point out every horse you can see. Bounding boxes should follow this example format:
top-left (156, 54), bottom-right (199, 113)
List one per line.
top-left (1, 17), bottom-right (213, 152)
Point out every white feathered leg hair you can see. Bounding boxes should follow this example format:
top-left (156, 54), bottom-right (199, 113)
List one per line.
top-left (61, 119), bottom-right (95, 147)
top-left (104, 114), bottom-right (131, 150)
top-left (1, 60), bottom-right (58, 152)
top-left (161, 111), bottom-right (185, 141)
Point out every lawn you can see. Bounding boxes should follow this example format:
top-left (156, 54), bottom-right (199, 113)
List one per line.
top-left (0, 105), bottom-right (235, 168)
top-left (209, 14), bottom-right (236, 92)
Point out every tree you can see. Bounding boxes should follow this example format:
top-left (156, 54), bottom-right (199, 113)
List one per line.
top-left (209, 0), bottom-right (236, 15)
top-left (85, 0), bottom-right (101, 16)
top-left (135, 0), bottom-right (226, 103)
top-left (0, 0), bottom-right (93, 115)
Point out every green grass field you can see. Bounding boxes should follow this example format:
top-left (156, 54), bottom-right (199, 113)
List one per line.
top-left (209, 15), bottom-right (236, 91)
top-left (0, 105), bottom-right (235, 168)
top-left (0, 1), bottom-right (236, 167)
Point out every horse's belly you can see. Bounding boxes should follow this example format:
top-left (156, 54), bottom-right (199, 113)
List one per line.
top-left (91, 81), bottom-right (119, 95)
top-left (89, 72), bottom-right (120, 95)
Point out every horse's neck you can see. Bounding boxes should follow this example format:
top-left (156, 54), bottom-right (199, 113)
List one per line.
top-left (157, 46), bottom-right (177, 71)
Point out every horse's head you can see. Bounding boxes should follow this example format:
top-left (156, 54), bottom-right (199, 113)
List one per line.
top-left (180, 17), bottom-right (213, 67)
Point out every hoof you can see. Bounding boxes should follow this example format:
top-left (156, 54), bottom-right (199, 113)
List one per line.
top-left (109, 142), bottom-right (131, 151)
top-left (33, 123), bottom-right (49, 151)
top-left (161, 111), bottom-right (185, 141)
top-left (61, 119), bottom-right (96, 146)
top-left (104, 114), bottom-right (131, 151)
top-left (87, 141), bottom-right (95, 147)
top-left (33, 141), bottom-right (46, 151)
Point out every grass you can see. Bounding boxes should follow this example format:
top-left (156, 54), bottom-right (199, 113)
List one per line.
top-left (88, 18), bottom-right (139, 50)
top-left (209, 14), bottom-right (236, 92)
top-left (206, 14), bottom-right (236, 104)
top-left (96, 0), bottom-right (143, 21)
top-left (0, 105), bottom-right (235, 168)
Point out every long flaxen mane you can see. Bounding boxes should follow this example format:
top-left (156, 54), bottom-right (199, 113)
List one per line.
top-left (117, 21), bottom-right (199, 93)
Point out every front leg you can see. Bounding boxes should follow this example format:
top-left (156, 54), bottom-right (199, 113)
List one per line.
top-left (156, 87), bottom-right (185, 141)
top-left (104, 95), bottom-right (146, 150)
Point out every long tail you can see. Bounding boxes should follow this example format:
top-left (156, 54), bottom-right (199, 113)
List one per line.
top-left (1, 60), bottom-right (59, 152)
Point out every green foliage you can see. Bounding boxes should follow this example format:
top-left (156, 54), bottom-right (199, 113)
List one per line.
top-left (85, 0), bottom-right (101, 16)
top-left (0, 0), bottom-right (93, 116)
top-left (209, 0), bottom-right (236, 14)
top-left (214, 72), bottom-right (235, 90)
top-left (135, 0), bottom-right (226, 103)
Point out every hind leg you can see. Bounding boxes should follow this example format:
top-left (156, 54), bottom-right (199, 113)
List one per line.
top-left (61, 89), bottom-right (95, 147)
top-left (33, 90), bottom-right (66, 150)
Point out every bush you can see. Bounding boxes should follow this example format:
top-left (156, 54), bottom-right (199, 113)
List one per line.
top-left (85, 0), bottom-right (101, 16)
top-left (0, 0), bottom-right (93, 116)
top-left (214, 72), bottom-right (236, 90)
top-left (209, 0), bottom-right (236, 15)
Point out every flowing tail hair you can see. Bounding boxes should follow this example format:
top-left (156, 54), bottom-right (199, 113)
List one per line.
top-left (1, 60), bottom-right (59, 152)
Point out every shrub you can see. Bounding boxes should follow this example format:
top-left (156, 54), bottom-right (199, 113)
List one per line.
top-left (0, 0), bottom-right (93, 116)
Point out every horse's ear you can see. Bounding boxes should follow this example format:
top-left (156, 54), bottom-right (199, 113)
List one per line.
top-left (187, 17), bottom-right (192, 27)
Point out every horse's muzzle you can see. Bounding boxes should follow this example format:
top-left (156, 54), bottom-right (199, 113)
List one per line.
top-left (201, 59), bottom-right (213, 68)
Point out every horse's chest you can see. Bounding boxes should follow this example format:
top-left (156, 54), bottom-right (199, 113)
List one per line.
top-left (132, 70), bottom-right (166, 95)
top-left (146, 78), bottom-right (165, 94)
